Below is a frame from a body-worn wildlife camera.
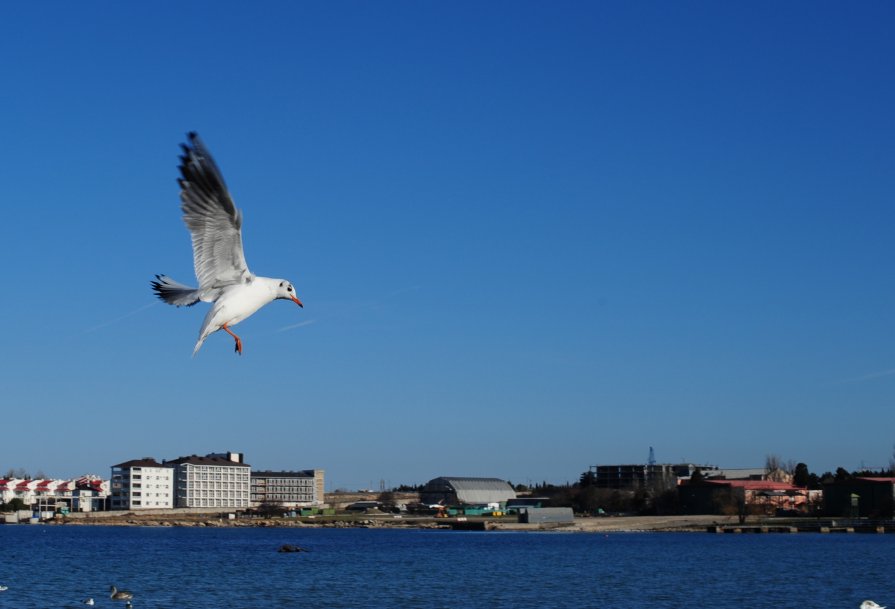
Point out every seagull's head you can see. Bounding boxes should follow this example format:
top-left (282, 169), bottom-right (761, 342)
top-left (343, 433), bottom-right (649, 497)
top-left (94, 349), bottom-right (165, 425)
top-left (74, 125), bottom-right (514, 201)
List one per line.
top-left (277, 280), bottom-right (304, 307)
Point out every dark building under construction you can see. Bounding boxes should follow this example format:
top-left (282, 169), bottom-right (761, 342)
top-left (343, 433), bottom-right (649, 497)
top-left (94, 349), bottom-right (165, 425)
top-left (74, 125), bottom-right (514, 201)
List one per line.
top-left (589, 463), bottom-right (709, 490)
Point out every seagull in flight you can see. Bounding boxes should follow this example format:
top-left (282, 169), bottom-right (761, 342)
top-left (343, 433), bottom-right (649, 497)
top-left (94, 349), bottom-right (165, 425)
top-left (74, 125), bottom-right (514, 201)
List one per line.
top-left (151, 133), bottom-right (303, 355)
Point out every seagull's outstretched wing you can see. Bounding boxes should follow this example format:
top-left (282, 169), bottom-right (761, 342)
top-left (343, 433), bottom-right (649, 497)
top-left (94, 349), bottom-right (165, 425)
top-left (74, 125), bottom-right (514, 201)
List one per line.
top-left (178, 132), bottom-right (252, 295)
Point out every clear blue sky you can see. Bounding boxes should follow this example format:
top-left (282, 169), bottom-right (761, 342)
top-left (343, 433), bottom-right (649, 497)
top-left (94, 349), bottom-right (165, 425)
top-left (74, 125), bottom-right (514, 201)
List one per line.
top-left (1, 2), bottom-right (892, 489)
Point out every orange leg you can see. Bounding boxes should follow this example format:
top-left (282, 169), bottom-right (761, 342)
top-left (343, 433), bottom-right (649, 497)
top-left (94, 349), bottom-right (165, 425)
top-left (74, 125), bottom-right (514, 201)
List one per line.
top-left (222, 323), bottom-right (243, 355)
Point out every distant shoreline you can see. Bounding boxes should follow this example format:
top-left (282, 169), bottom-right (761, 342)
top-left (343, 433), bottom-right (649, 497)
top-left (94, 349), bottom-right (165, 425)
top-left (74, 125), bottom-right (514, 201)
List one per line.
top-left (34, 513), bottom-right (735, 532)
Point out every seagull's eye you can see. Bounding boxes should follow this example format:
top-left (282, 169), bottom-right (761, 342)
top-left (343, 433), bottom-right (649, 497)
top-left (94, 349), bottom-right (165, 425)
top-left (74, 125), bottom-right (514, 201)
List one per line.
top-left (287, 286), bottom-right (293, 292)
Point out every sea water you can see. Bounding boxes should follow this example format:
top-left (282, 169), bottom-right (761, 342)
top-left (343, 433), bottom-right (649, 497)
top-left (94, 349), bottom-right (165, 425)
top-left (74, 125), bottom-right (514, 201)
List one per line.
top-left (0, 525), bottom-right (892, 608)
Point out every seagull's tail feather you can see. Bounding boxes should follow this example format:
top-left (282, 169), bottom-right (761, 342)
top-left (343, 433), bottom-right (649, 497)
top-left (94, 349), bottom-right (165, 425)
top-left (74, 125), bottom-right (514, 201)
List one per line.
top-left (192, 307), bottom-right (217, 357)
top-left (192, 336), bottom-right (206, 357)
top-left (151, 275), bottom-right (201, 307)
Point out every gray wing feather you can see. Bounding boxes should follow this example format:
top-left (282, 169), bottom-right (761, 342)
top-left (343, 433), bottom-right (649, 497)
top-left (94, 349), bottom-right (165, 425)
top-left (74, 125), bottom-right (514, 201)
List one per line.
top-left (151, 274), bottom-right (201, 307)
top-left (178, 132), bottom-right (252, 294)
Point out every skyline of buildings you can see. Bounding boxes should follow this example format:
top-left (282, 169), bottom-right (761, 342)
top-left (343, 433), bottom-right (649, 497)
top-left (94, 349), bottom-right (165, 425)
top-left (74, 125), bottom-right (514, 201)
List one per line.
top-left (3, 450), bottom-right (324, 513)
top-left (5, 450), bottom-right (892, 516)
top-left (109, 451), bottom-right (325, 511)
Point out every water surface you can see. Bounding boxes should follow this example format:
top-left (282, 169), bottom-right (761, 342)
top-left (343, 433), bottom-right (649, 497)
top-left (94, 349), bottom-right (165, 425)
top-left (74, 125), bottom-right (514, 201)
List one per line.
top-left (0, 525), bottom-right (891, 608)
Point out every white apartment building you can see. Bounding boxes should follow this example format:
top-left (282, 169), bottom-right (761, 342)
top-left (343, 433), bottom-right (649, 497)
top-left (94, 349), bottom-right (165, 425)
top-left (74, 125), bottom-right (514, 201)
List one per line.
top-left (168, 452), bottom-right (250, 509)
top-left (109, 458), bottom-right (174, 510)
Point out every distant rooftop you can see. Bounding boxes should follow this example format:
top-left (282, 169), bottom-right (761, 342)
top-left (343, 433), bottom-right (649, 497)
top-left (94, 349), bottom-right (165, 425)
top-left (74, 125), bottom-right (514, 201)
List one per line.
top-left (166, 454), bottom-right (251, 468)
top-left (252, 470), bottom-right (316, 478)
top-left (112, 458), bottom-right (168, 469)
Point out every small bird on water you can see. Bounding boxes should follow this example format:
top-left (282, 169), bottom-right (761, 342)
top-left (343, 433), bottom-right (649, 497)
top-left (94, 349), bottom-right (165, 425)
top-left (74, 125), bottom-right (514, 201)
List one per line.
top-left (151, 132), bottom-right (303, 356)
top-left (110, 585), bottom-right (133, 601)
top-left (83, 598), bottom-right (95, 606)
top-left (861, 602), bottom-right (886, 609)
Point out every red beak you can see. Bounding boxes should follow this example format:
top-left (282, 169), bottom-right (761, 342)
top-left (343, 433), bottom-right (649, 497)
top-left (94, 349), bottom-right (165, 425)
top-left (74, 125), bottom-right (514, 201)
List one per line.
top-left (291, 295), bottom-right (304, 307)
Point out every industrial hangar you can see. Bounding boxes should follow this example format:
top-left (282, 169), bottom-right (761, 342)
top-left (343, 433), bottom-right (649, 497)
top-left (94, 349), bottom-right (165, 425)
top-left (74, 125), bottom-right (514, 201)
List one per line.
top-left (420, 477), bottom-right (516, 506)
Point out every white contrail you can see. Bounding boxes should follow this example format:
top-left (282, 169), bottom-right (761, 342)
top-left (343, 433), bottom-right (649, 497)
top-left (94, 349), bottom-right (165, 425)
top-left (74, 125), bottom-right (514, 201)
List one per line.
top-left (275, 319), bottom-right (317, 333)
top-left (383, 285), bottom-right (421, 298)
top-left (81, 302), bottom-right (159, 334)
top-left (837, 368), bottom-right (895, 384)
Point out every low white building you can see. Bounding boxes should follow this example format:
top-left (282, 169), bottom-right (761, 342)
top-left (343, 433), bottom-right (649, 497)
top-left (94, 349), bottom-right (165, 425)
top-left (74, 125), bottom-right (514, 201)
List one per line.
top-left (110, 458), bottom-right (174, 510)
top-left (0, 478), bottom-right (37, 505)
top-left (1, 476), bottom-right (109, 512)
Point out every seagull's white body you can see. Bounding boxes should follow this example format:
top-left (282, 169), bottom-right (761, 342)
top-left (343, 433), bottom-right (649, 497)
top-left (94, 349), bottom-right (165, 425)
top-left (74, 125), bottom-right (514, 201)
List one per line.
top-left (151, 133), bottom-right (303, 355)
top-left (83, 598), bottom-right (95, 605)
top-left (194, 277), bottom-right (298, 353)
top-left (862, 602), bottom-right (886, 609)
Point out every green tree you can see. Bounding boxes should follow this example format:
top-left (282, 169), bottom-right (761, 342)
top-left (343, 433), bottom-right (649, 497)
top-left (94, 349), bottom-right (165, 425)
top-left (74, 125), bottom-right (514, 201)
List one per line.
top-left (652, 489), bottom-right (680, 515)
top-left (255, 500), bottom-right (284, 518)
top-left (0, 498), bottom-right (28, 512)
top-left (546, 487), bottom-right (576, 509)
top-left (793, 463), bottom-right (810, 487)
top-left (377, 491), bottom-right (398, 512)
top-left (579, 471), bottom-right (597, 488)
top-left (807, 473), bottom-right (822, 490)
top-left (630, 488), bottom-right (650, 514)
top-left (575, 486), bottom-right (601, 514)
top-left (394, 483), bottom-right (422, 492)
